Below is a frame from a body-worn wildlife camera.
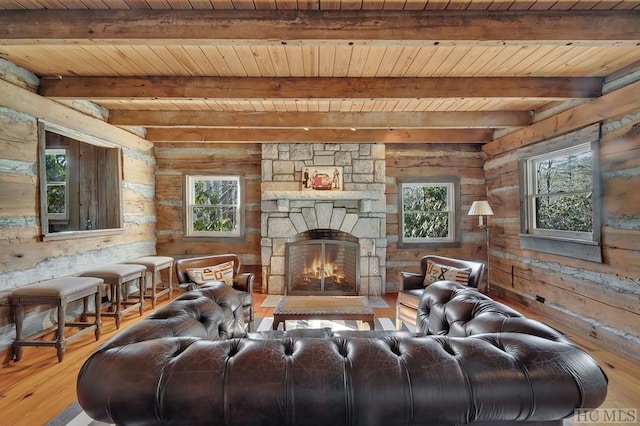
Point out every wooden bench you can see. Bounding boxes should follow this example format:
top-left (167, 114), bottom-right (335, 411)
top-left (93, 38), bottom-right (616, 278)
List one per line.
top-left (80, 264), bottom-right (146, 329)
top-left (123, 256), bottom-right (174, 308)
top-left (11, 277), bottom-right (103, 362)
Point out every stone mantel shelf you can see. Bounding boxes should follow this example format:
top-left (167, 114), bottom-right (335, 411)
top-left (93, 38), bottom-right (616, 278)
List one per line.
top-left (262, 190), bottom-right (383, 201)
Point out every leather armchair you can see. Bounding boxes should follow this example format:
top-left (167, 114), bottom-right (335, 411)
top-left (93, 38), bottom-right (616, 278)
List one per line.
top-left (175, 254), bottom-right (254, 330)
top-left (396, 255), bottom-right (485, 329)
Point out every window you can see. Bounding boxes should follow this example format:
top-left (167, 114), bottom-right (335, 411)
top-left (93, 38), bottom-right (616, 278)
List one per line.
top-left (527, 144), bottom-right (593, 239)
top-left (519, 124), bottom-right (602, 262)
top-left (38, 121), bottom-right (123, 240)
top-left (185, 175), bottom-right (242, 237)
top-left (399, 178), bottom-right (460, 246)
top-left (45, 148), bottom-right (68, 221)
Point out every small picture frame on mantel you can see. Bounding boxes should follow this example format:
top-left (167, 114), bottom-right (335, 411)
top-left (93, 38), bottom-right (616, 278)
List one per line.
top-left (301, 167), bottom-right (343, 191)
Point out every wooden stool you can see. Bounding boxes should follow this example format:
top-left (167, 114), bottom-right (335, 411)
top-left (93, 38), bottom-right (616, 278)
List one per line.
top-left (11, 277), bottom-right (103, 362)
top-left (123, 256), bottom-right (174, 308)
top-left (80, 264), bottom-right (146, 329)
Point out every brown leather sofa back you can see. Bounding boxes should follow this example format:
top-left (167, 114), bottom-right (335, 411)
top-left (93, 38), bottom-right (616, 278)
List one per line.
top-left (77, 281), bottom-right (608, 426)
top-left (417, 280), bottom-right (570, 341)
top-left (78, 334), bottom-right (607, 426)
top-left (98, 283), bottom-right (248, 350)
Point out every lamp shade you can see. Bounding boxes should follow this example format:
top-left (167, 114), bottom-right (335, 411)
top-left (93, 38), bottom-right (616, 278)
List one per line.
top-left (468, 200), bottom-right (494, 216)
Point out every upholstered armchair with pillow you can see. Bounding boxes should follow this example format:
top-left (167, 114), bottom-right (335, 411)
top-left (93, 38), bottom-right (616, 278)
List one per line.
top-left (396, 255), bottom-right (485, 329)
top-left (175, 254), bottom-right (254, 330)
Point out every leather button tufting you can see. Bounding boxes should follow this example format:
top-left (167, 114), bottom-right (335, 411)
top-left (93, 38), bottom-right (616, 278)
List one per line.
top-left (334, 339), bottom-right (350, 357)
top-left (226, 340), bottom-right (241, 357)
top-left (440, 340), bottom-right (457, 356)
top-left (386, 338), bottom-right (403, 356)
top-left (283, 339), bottom-right (295, 356)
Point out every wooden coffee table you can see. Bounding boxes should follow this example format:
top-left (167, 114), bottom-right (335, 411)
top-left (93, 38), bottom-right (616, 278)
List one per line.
top-left (272, 296), bottom-right (375, 331)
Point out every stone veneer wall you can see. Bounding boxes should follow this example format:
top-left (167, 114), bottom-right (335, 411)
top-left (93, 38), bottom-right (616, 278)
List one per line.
top-left (261, 143), bottom-right (386, 295)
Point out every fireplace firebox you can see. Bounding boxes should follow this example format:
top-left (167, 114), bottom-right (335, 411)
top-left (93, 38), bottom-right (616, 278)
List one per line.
top-left (286, 229), bottom-right (359, 295)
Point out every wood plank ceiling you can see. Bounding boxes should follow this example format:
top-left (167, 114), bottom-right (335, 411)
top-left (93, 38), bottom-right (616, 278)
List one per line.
top-left (1, 1), bottom-right (639, 144)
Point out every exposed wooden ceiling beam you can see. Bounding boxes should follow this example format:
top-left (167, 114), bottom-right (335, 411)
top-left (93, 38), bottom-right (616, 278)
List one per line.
top-left (145, 128), bottom-right (493, 143)
top-left (1, 10), bottom-right (638, 46)
top-left (109, 110), bottom-right (532, 129)
top-left (40, 77), bottom-right (602, 100)
top-left (483, 80), bottom-right (640, 155)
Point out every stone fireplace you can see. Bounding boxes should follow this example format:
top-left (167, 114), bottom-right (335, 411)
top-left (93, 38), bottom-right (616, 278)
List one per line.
top-left (261, 143), bottom-right (386, 296)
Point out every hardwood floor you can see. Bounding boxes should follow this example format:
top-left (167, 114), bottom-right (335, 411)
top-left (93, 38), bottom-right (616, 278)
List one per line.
top-left (0, 291), bottom-right (637, 425)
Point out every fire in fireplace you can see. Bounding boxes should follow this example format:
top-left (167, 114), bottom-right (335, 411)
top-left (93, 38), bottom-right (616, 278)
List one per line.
top-left (286, 229), bottom-right (359, 295)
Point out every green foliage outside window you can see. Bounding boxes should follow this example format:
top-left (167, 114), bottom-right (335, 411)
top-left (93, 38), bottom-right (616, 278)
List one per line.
top-left (45, 151), bottom-right (67, 215)
top-left (533, 149), bottom-right (592, 233)
top-left (191, 178), bottom-right (239, 233)
top-left (403, 184), bottom-right (450, 239)
top-left (192, 206), bottom-right (236, 232)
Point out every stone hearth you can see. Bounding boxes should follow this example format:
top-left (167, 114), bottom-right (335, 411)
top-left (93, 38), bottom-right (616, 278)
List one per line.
top-left (261, 143), bottom-right (386, 296)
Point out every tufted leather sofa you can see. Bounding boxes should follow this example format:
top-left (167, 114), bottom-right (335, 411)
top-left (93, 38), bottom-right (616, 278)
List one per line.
top-left (77, 281), bottom-right (608, 426)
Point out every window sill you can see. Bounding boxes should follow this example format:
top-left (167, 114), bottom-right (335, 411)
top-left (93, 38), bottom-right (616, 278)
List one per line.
top-left (397, 240), bottom-right (461, 249)
top-left (183, 235), bottom-right (245, 241)
top-left (519, 234), bottom-right (602, 263)
top-left (42, 228), bottom-right (125, 242)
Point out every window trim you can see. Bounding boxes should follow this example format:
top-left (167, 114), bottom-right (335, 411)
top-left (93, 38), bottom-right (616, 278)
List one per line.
top-left (519, 124), bottom-right (602, 263)
top-left (397, 177), bottom-right (461, 248)
top-left (184, 174), bottom-right (244, 238)
top-left (38, 120), bottom-right (124, 241)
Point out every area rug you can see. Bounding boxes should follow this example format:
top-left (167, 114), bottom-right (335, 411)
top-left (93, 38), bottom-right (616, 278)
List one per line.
top-left (261, 295), bottom-right (389, 308)
top-left (46, 401), bottom-right (109, 426)
top-left (254, 315), bottom-right (409, 332)
top-left (50, 316), bottom-right (411, 426)
top-left (260, 294), bottom-right (282, 307)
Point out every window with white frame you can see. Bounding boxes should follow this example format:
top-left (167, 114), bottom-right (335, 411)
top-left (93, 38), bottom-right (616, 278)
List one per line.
top-left (399, 179), bottom-right (460, 245)
top-left (519, 123), bottom-right (602, 262)
top-left (185, 175), bottom-right (242, 237)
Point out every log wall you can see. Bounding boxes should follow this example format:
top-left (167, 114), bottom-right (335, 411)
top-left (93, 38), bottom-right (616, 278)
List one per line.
top-left (0, 77), bottom-right (156, 351)
top-left (483, 81), bottom-right (640, 357)
top-left (385, 143), bottom-right (488, 291)
top-left (153, 142), bottom-right (263, 280)
top-left (154, 142), bottom-right (490, 295)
